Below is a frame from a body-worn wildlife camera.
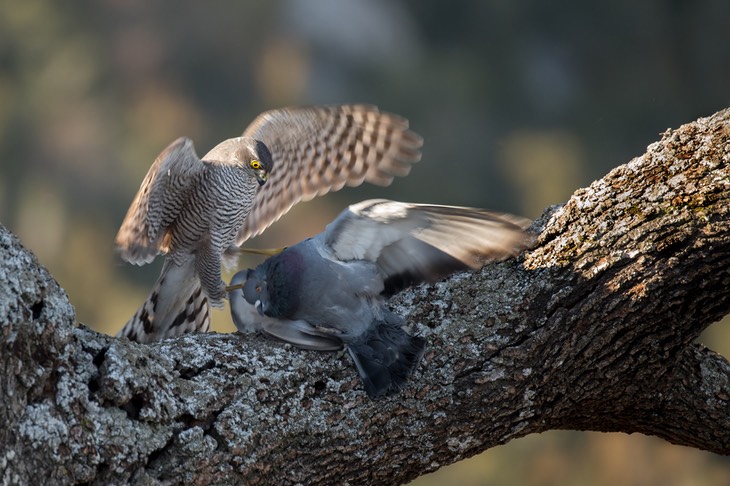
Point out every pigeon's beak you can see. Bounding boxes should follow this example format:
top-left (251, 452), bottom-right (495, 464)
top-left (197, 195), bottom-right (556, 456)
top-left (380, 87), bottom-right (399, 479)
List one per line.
top-left (254, 299), bottom-right (265, 316)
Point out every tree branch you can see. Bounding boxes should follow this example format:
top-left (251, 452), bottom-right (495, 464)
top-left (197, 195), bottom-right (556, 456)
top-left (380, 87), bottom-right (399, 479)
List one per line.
top-left (2, 108), bottom-right (730, 485)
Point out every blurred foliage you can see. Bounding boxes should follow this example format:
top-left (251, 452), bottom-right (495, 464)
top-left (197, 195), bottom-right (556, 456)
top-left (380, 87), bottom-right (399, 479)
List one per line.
top-left (1, 0), bottom-right (728, 483)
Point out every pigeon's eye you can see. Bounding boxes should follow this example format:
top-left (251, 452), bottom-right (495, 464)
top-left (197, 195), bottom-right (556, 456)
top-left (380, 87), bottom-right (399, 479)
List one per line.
top-left (255, 285), bottom-right (262, 293)
top-left (250, 160), bottom-right (262, 170)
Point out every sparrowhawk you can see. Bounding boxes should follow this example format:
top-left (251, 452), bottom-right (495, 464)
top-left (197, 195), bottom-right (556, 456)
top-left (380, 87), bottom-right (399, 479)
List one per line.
top-left (228, 198), bottom-right (531, 397)
top-left (115, 105), bottom-right (422, 343)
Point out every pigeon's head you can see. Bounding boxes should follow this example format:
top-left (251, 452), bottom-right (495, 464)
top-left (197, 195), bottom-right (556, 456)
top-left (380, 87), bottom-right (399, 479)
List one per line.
top-left (242, 268), bottom-right (270, 316)
top-left (228, 269), bottom-right (262, 333)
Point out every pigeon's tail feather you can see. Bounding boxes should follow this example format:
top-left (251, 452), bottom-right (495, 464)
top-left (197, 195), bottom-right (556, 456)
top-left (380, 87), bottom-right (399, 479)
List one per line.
top-left (347, 311), bottom-right (426, 398)
top-left (117, 257), bottom-right (210, 343)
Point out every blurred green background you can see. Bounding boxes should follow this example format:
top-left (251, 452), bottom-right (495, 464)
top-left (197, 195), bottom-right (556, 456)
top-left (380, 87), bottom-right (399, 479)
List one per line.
top-left (1, 1), bottom-right (729, 484)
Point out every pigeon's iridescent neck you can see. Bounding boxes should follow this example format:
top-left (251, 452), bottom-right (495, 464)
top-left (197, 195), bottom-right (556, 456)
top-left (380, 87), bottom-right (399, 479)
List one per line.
top-left (262, 249), bottom-right (304, 318)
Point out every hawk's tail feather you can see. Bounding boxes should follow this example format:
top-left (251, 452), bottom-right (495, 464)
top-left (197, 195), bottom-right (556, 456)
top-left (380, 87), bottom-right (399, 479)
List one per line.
top-left (346, 310), bottom-right (426, 398)
top-left (117, 258), bottom-right (211, 343)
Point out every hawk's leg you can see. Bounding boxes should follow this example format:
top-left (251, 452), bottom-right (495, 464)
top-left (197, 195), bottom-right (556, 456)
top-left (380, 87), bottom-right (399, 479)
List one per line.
top-left (196, 243), bottom-right (226, 308)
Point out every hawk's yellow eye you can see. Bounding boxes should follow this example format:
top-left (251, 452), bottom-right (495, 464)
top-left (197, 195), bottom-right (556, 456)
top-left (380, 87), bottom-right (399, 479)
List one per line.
top-left (250, 160), bottom-right (262, 170)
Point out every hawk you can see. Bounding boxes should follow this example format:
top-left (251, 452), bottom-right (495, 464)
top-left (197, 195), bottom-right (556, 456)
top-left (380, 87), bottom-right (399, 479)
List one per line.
top-left (115, 105), bottom-right (422, 343)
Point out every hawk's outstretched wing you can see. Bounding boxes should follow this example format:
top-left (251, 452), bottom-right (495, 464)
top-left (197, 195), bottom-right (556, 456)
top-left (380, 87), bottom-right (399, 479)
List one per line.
top-left (235, 105), bottom-right (423, 245)
top-left (115, 137), bottom-right (204, 264)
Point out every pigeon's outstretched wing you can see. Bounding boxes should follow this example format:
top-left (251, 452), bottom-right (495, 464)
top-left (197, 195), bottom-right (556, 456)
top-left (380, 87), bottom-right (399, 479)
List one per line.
top-left (115, 137), bottom-right (204, 265)
top-left (324, 199), bottom-right (532, 294)
top-left (234, 105), bottom-right (423, 245)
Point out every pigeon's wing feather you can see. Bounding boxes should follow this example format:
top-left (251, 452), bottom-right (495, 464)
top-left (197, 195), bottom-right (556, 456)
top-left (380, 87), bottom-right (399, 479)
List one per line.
top-left (115, 137), bottom-right (205, 264)
top-left (261, 319), bottom-right (345, 352)
top-left (325, 199), bottom-right (531, 294)
top-left (324, 199), bottom-right (427, 261)
top-left (235, 105), bottom-right (422, 245)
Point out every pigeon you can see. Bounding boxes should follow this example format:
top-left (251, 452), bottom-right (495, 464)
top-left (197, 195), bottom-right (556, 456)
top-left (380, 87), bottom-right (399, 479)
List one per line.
top-left (228, 199), bottom-right (531, 398)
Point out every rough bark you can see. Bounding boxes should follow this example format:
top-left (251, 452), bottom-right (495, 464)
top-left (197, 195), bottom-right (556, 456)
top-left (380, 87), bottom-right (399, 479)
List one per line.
top-left (2, 108), bottom-right (730, 485)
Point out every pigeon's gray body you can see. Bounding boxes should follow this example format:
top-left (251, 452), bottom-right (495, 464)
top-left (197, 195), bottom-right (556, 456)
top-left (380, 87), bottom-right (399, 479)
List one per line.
top-left (229, 199), bottom-right (531, 397)
top-left (115, 105), bottom-right (422, 343)
top-left (249, 232), bottom-right (385, 333)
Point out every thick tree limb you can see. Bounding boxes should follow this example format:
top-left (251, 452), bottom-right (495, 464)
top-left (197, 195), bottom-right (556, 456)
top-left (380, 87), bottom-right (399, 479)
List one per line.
top-left (2, 108), bottom-right (730, 485)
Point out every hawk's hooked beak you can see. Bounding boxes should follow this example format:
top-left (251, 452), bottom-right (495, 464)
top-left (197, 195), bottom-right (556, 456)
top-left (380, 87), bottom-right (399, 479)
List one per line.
top-left (256, 169), bottom-right (269, 186)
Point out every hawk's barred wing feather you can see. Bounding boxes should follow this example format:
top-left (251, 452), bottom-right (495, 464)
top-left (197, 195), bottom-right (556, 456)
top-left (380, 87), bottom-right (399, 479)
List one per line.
top-left (115, 137), bottom-right (204, 265)
top-left (235, 105), bottom-right (423, 245)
